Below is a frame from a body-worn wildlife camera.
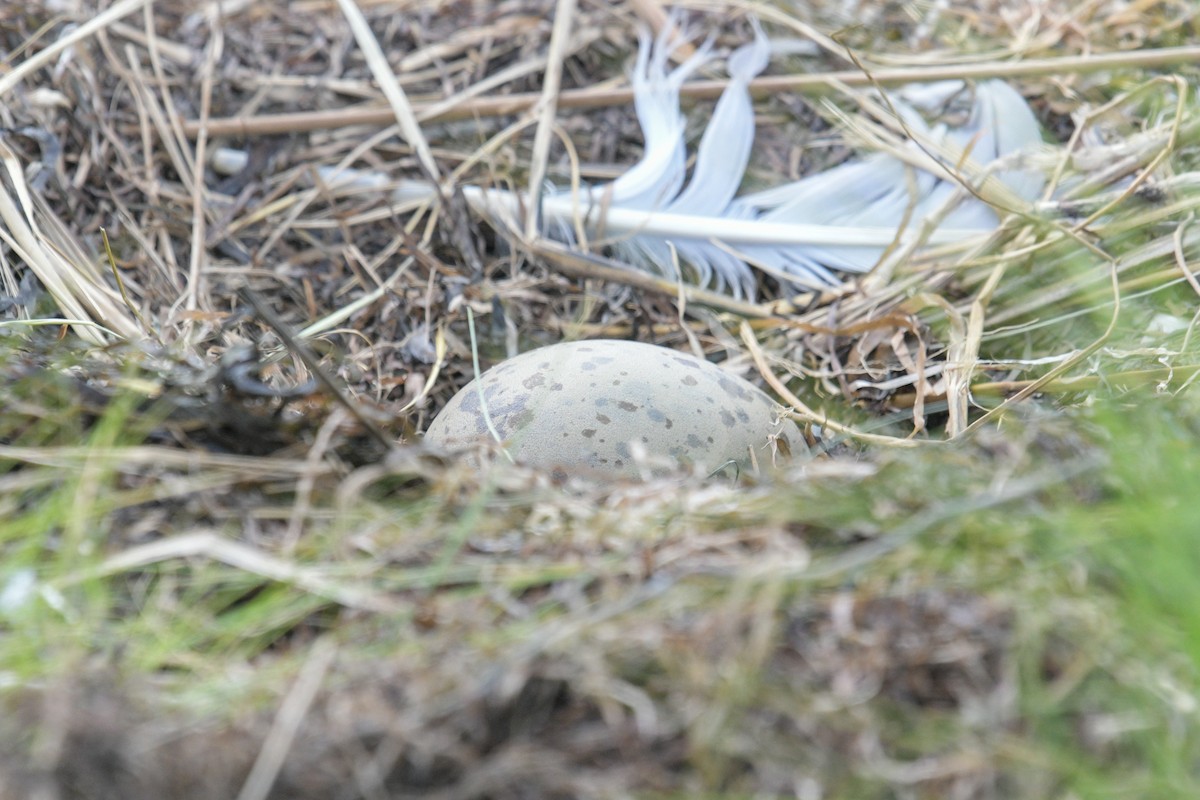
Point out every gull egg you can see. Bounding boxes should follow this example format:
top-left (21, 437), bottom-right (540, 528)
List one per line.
top-left (425, 339), bottom-right (800, 479)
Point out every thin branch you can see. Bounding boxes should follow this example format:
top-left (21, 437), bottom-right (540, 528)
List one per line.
top-left (530, 239), bottom-right (777, 319)
top-left (524, 0), bottom-right (577, 240)
top-left (333, 0), bottom-right (440, 181)
top-left (238, 287), bottom-right (399, 454)
top-left (0, 0), bottom-right (149, 96)
top-left (180, 44), bottom-right (1200, 138)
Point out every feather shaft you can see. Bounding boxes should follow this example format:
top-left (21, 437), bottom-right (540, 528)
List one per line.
top-left (461, 185), bottom-right (992, 248)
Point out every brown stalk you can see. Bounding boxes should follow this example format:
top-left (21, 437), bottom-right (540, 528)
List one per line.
top-left (181, 45), bottom-right (1200, 139)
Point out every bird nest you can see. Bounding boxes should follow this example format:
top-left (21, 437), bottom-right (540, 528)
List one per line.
top-left (1, 0), bottom-right (1199, 797)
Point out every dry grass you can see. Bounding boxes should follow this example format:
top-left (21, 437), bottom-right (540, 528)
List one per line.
top-left (1, 0), bottom-right (1199, 797)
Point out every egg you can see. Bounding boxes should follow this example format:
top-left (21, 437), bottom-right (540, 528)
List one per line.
top-left (424, 339), bottom-right (801, 479)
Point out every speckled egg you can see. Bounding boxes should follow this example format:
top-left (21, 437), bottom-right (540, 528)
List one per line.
top-left (424, 339), bottom-right (800, 479)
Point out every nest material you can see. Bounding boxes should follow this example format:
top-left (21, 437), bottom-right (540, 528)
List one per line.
top-left (1, 1), bottom-right (1199, 798)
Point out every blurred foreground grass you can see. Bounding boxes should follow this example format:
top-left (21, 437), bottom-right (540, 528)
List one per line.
top-left (1, 335), bottom-right (1198, 798)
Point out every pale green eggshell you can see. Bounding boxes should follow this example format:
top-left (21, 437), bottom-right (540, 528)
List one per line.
top-left (424, 339), bottom-right (800, 478)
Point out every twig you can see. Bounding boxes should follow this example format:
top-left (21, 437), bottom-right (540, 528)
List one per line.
top-left (530, 239), bottom-right (777, 319)
top-left (962, 255), bottom-right (1122, 436)
top-left (0, 0), bottom-right (149, 96)
top-left (180, 45), bottom-right (1200, 138)
top-left (100, 227), bottom-right (158, 342)
top-left (238, 287), bottom-right (398, 453)
top-left (739, 321), bottom-right (926, 448)
top-left (333, 0), bottom-right (440, 181)
top-left (0, 141), bottom-right (138, 342)
top-left (184, 24), bottom-right (221, 316)
top-left (739, 321), bottom-right (928, 448)
top-left (888, 365), bottom-right (1200, 408)
top-left (524, 0), bottom-right (577, 240)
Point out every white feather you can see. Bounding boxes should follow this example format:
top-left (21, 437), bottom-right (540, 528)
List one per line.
top-left (210, 20), bottom-right (1045, 300)
top-left (524, 23), bottom-right (1044, 297)
top-left (726, 80), bottom-right (1045, 283)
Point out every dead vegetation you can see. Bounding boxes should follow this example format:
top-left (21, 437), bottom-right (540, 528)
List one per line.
top-left (1, 0), bottom-right (1199, 797)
